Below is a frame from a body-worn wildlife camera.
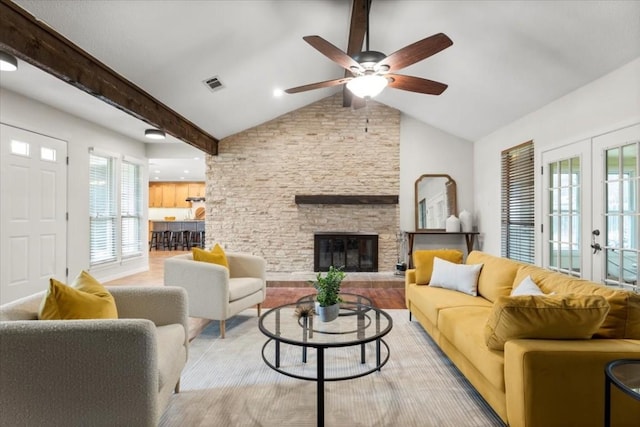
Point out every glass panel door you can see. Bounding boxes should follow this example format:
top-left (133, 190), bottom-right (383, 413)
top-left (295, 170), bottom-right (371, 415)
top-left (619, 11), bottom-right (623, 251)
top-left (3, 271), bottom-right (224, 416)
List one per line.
top-left (542, 140), bottom-right (591, 277)
top-left (593, 124), bottom-right (640, 291)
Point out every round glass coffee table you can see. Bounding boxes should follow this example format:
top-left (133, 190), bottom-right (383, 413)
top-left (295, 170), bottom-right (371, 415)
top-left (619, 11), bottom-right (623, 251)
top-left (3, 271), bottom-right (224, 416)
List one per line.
top-left (604, 359), bottom-right (640, 427)
top-left (258, 295), bottom-right (393, 427)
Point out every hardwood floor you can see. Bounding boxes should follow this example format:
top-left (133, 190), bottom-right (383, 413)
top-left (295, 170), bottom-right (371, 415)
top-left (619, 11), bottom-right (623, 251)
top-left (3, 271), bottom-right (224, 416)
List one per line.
top-left (105, 251), bottom-right (407, 309)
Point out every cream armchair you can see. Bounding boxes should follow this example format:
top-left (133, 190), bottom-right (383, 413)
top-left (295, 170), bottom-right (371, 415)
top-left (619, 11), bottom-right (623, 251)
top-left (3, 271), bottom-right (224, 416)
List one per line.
top-left (164, 252), bottom-right (266, 338)
top-left (0, 286), bottom-right (189, 427)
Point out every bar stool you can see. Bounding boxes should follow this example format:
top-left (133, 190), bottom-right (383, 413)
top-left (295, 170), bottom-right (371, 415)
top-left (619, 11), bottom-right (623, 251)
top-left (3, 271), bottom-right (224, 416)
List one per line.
top-left (149, 230), bottom-right (165, 251)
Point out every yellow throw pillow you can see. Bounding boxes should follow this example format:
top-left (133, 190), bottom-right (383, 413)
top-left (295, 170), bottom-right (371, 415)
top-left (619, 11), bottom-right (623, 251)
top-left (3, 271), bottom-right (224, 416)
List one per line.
top-left (38, 271), bottom-right (118, 320)
top-left (484, 294), bottom-right (610, 351)
top-left (192, 243), bottom-right (229, 268)
top-left (413, 249), bottom-right (463, 285)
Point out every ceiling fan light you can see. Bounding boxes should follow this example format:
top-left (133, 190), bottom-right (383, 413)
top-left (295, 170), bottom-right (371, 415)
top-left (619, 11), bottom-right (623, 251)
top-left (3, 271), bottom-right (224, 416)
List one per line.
top-left (0, 51), bottom-right (18, 71)
top-left (346, 75), bottom-right (388, 98)
top-left (145, 129), bottom-right (166, 140)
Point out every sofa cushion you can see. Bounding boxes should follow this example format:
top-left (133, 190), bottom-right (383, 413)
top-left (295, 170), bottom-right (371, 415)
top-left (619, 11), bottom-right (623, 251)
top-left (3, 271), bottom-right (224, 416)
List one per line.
top-left (467, 251), bottom-right (523, 303)
top-left (430, 257), bottom-right (483, 296)
top-left (484, 294), bottom-right (610, 350)
top-left (228, 277), bottom-right (264, 302)
top-left (39, 271), bottom-right (118, 320)
top-left (413, 249), bottom-right (463, 285)
top-left (407, 283), bottom-right (492, 327)
top-left (515, 265), bottom-right (640, 339)
top-left (156, 324), bottom-right (187, 391)
top-left (438, 306), bottom-right (505, 392)
top-left (192, 244), bottom-right (229, 268)
top-left (511, 275), bottom-right (545, 296)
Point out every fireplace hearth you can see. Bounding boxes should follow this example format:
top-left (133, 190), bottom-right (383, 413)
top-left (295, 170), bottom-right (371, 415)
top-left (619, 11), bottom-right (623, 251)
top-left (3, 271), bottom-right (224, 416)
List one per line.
top-left (314, 232), bottom-right (378, 272)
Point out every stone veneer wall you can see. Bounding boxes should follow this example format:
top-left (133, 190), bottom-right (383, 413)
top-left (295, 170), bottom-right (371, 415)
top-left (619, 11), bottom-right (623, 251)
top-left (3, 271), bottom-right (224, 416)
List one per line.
top-left (205, 93), bottom-right (400, 272)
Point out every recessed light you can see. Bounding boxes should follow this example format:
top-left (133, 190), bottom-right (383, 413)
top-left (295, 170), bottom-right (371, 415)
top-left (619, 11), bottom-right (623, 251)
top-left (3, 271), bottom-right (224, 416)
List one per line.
top-left (154, 177), bottom-right (159, 180)
top-left (180, 177), bottom-right (185, 180)
top-left (184, 170), bottom-right (190, 174)
top-left (194, 157), bottom-right (200, 160)
top-left (273, 88), bottom-right (284, 97)
top-left (154, 170), bottom-right (161, 174)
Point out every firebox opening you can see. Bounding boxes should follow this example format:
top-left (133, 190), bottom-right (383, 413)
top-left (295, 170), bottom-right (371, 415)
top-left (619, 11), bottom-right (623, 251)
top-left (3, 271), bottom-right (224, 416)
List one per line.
top-left (314, 232), bottom-right (378, 272)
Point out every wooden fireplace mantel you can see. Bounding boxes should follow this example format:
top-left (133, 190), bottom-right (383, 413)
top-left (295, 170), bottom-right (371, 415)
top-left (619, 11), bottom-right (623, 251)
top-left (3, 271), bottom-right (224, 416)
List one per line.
top-left (295, 195), bottom-right (398, 205)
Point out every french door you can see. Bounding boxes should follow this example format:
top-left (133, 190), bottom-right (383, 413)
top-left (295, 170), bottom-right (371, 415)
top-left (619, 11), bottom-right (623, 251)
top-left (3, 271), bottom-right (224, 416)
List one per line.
top-left (0, 124), bottom-right (68, 304)
top-left (592, 124), bottom-right (639, 290)
top-left (542, 124), bottom-right (639, 291)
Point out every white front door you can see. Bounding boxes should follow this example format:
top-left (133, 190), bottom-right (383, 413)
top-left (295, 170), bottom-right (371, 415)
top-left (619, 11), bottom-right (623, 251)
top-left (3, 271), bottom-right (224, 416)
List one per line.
top-left (541, 123), bottom-right (640, 291)
top-left (0, 124), bottom-right (67, 304)
top-left (592, 124), bottom-right (640, 290)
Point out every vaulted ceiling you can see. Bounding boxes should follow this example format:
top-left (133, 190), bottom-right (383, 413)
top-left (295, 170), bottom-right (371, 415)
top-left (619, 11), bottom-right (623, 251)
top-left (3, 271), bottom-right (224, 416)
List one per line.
top-left (2, 0), bottom-right (640, 155)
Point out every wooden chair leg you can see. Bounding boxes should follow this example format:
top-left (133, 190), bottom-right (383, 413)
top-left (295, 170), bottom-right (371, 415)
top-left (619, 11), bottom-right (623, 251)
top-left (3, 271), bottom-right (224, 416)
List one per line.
top-left (257, 303), bottom-right (262, 317)
top-left (174, 379), bottom-right (180, 393)
top-left (220, 319), bottom-right (225, 339)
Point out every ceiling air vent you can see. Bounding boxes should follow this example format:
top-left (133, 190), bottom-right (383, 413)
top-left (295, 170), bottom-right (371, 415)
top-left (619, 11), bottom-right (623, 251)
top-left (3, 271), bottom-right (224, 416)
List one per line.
top-left (203, 76), bottom-right (223, 92)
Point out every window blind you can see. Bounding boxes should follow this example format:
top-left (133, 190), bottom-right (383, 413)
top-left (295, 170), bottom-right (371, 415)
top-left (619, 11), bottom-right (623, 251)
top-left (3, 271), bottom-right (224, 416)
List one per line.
top-left (501, 141), bottom-right (535, 264)
top-left (121, 161), bottom-right (142, 257)
top-left (89, 153), bottom-right (117, 265)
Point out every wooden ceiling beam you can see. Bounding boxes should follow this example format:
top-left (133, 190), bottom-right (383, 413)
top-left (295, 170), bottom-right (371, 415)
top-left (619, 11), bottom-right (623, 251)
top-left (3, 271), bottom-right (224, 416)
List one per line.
top-left (0, 0), bottom-right (218, 155)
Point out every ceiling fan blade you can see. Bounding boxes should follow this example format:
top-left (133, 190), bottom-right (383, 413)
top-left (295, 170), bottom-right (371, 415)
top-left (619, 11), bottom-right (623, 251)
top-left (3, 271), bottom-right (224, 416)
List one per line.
top-left (378, 33), bottom-right (453, 72)
top-left (284, 77), bottom-right (353, 94)
top-left (386, 74), bottom-right (448, 95)
top-left (303, 35), bottom-right (363, 72)
top-left (343, 0), bottom-right (371, 107)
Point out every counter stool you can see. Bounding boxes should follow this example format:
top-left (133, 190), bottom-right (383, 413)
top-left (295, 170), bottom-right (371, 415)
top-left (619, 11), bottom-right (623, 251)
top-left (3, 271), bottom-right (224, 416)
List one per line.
top-left (149, 230), bottom-right (166, 251)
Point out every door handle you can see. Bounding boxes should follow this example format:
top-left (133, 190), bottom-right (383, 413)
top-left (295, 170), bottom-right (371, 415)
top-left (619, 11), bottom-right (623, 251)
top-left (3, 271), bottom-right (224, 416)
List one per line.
top-left (591, 229), bottom-right (602, 254)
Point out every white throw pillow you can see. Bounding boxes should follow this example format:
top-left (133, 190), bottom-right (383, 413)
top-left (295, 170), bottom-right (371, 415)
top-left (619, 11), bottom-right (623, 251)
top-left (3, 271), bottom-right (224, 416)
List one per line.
top-left (429, 257), bottom-right (483, 296)
top-left (510, 275), bottom-right (545, 296)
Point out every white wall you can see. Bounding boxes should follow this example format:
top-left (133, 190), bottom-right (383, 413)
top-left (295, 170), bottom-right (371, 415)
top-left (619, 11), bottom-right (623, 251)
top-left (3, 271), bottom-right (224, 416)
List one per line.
top-left (473, 57), bottom-right (640, 260)
top-left (0, 88), bottom-right (149, 284)
top-left (399, 113), bottom-right (474, 254)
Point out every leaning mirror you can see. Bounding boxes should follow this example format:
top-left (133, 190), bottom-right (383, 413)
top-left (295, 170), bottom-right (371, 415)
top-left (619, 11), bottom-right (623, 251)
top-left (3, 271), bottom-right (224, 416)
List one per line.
top-left (415, 174), bottom-right (457, 230)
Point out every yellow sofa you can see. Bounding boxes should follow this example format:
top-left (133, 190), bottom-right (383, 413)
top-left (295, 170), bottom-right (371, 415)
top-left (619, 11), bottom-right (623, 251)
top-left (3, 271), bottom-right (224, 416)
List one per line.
top-left (405, 250), bottom-right (640, 427)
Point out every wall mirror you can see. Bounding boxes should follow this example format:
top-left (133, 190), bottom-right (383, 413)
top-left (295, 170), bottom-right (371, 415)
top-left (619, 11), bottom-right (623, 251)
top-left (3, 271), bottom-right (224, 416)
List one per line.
top-left (415, 174), bottom-right (457, 230)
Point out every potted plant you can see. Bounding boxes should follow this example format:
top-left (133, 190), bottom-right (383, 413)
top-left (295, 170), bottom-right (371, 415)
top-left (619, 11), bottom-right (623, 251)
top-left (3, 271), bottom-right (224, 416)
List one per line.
top-left (311, 265), bottom-right (346, 322)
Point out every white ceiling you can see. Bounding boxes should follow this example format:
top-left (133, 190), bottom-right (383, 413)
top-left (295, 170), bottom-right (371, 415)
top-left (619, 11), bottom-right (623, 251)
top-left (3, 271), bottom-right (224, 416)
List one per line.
top-left (2, 1), bottom-right (640, 177)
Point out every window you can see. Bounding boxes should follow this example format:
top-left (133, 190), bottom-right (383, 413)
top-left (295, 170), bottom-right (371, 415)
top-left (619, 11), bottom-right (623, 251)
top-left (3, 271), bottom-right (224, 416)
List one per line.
top-left (121, 160), bottom-right (143, 258)
top-left (501, 141), bottom-right (535, 264)
top-left (90, 153), bottom-right (117, 265)
top-left (89, 152), bottom-right (144, 266)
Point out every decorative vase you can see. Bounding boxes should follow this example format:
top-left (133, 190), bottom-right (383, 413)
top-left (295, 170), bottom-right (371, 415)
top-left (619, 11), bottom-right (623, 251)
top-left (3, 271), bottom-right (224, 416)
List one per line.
top-left (445, 215), bottom-right (460, 232)
top-left (459, 209), bottom-right (473, 232)
top-left (315, 301), bottom-right (340, 322)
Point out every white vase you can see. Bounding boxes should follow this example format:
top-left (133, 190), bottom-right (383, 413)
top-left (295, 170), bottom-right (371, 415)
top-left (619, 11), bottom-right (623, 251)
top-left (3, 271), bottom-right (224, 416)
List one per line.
top-left (459, 209), bottom-right (473, 232)
top-left (445, 215), bottom-right (460, 232)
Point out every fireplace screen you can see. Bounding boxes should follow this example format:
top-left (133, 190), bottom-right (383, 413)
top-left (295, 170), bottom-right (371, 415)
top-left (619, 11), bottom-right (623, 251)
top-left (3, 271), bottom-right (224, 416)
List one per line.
top-left (314, 232), bottom-right (378, 272)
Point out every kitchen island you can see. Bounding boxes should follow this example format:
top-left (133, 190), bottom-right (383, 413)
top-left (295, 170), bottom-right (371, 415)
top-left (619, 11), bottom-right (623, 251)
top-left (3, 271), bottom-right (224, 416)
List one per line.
top-left (149, 220), bottom-right (205, 251)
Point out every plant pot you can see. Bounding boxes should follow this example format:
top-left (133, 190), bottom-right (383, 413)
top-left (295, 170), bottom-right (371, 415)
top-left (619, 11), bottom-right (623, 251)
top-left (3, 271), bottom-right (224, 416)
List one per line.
top-left (314, 301), bottom-right (340, 322)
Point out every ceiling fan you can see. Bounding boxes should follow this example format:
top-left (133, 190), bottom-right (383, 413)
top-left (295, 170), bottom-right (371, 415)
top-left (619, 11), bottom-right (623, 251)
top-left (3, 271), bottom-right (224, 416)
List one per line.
top-left (285, 1), bottom-right (453, 100)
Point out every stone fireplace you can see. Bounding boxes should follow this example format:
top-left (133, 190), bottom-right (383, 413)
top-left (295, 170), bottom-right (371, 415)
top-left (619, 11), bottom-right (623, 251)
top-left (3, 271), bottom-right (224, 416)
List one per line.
top-left (205, 93), bottom-right (400, 272)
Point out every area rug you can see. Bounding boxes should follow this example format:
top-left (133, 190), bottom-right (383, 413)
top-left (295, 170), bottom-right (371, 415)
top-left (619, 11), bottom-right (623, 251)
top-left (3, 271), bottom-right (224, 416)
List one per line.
top-left (160, 309), bottom-right (505, 427)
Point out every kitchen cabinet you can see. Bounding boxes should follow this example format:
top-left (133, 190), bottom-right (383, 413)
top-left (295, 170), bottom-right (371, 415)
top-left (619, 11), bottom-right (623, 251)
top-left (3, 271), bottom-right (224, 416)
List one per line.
top-left (149, 183), bottom-right (164, 207)
top-left (149, 182), bottom-right (205, 208)
top-left (175, 183), bottom-right (190, 208)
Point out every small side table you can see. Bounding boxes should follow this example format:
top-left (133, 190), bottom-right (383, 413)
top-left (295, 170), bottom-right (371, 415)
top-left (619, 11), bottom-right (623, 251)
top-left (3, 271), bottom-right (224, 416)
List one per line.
top-left (604, 359), bottom-right (640, 427)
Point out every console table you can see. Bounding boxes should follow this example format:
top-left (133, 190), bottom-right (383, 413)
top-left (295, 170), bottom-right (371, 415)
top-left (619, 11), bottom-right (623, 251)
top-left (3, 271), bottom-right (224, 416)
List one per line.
top-left (405, 231), bottom-right (479, 268)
